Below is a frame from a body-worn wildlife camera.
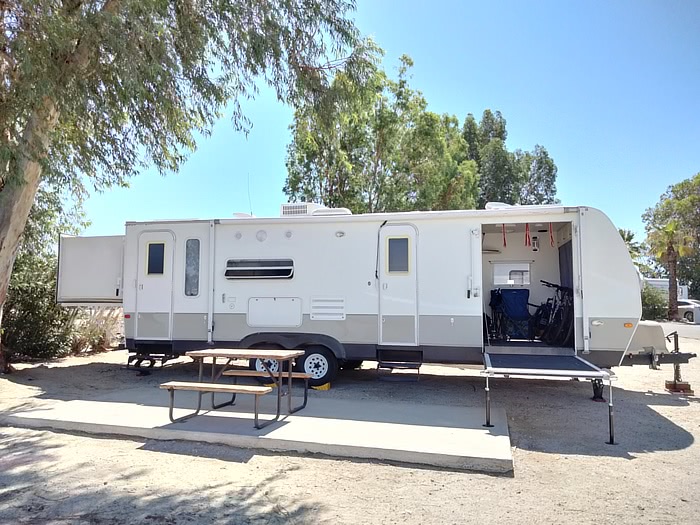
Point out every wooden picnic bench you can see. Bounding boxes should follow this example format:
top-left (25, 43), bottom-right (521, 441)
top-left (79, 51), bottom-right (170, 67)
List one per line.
top-left (160, 348), bottom-right (307, 430)
top-left (160, 381), bottom-right (273, 428)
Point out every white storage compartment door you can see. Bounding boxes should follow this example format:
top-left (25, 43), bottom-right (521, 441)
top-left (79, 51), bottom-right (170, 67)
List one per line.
top-left (248, 297), bottom-right (302, 327)
top-left (57, 235), bottom-right (124, 304)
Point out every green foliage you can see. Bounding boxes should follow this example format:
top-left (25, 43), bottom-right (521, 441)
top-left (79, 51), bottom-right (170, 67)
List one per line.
top-left (285, 52), bottom-right (479, 213)
top-left (641, 285), bottom-right (668, 321)
top-left (618, 228), bottom-right (643, 261)
top-left (0, 0), bottom-right (368, 196)
top-left (1, 184), bottom-right (86, 359)
top-left (645, 219), bottom-right (695, 319)
top-left (2, 252), bottom-right (75, 359)
top-left (463, 111), bottom-right (559, 208)
top-left (678, 253), bottom-right (700, 298)
top-left (285, 53), bottom-right (556, 212)
top-left (643, 173), bottom-right (700, 298)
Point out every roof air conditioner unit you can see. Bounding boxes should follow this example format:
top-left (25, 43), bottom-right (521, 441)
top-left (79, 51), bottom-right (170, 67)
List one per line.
top-left (280, 203), bottom-right (325, 217)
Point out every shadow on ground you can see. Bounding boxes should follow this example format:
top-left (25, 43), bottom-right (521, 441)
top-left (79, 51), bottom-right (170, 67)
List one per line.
top-left (0, 428), bottom-right (318, 524)
top-left (2, 357), bottom-right (696, 461)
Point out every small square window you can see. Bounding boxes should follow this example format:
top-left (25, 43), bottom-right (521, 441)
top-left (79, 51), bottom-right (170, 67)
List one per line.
top-left (388, 237), bottom-right (409, 273)
top-left (147, 243), bottom-right (165, 275)
top-left (493, 262), bottom-right (530, 285)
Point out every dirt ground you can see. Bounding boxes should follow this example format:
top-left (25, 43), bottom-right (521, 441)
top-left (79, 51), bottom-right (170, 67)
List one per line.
top-left (1, 335), bottom-right (699, 525)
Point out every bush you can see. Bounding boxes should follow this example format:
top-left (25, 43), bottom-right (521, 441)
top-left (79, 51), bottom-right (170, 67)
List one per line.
top-left (2, 254), bottom-right (75, 359)
top-left (70, 308), bottom-right (124, 354)
top-left (2, 254), bottom-right (123, 361)
top-left (641, 285), bottom-right (668, 320)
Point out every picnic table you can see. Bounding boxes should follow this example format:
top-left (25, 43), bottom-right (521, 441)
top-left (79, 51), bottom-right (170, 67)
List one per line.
top-left (160, 348), bottom-right (308, 429)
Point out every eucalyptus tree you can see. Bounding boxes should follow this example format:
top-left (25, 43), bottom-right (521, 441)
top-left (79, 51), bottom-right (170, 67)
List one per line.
top-left (285, 53), bottom-right (478, 213)
top-left (515, 145), bottom-right (559, 205)
top-left (464, 111), bottom-right (558, 208)
top-left (0, 0), bottom-right (368, 368)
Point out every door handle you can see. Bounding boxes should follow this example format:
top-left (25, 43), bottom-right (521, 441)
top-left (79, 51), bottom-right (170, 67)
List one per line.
top-left (382, 283), bottom-right (388, 290)
top-left (591, 320), bottom-right (604, 326)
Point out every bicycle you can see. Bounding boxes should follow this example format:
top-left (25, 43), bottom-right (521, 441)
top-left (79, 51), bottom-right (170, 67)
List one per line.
top-left (538, 280), bottom-right (575, 347)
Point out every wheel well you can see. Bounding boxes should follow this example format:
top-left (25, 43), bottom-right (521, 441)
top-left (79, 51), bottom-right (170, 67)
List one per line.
top-left (238, 332), bottom-right (346, 359)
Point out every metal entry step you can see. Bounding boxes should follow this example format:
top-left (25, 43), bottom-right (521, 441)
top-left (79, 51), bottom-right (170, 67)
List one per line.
top-left (377, 348), bottom-right (422, 382)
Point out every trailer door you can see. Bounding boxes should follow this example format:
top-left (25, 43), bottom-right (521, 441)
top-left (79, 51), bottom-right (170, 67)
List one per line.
top-left (379, 224), bottom-right (418, 346)
top-left (57, 235), bottom-right (124, 305)
top-left (135, 231), bottom-right (175, 340)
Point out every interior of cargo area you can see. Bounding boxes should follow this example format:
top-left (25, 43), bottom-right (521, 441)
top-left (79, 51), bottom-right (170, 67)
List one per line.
top-left (481, 220), bottom-right (575, 353)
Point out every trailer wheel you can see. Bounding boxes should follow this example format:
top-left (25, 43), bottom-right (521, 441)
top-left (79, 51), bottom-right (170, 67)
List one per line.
top-left (684, 311), bottom-right (694, 323)
top-left (248, 343), bottom-right (289, 381)
top-left (297, 346), bottom-right (338, 386)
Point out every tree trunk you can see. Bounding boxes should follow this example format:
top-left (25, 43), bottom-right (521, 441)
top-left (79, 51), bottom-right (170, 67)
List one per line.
top-left (0, 97), bottom-right (59, 373)
top-left (668, 248), bottom-right (679, 321)
top-left (0, 303), bottom-right (12, 373)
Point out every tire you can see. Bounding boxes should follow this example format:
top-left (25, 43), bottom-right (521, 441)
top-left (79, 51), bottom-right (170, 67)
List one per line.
top-left (553, 306), bottom-right (575, 346)
top-left (340, 360), bottom-right (363, 370)
top-left (684, 311), bottom-right (694, 323)
top-left (248, 343), bottom-right (289, 382)
top-left (296, 345), bottom-right (338, 386)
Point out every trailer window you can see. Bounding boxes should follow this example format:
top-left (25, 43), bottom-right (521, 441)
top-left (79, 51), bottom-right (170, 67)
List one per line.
top-left (492, 262), bottom-right (530, 285)
top-left (147, 243), bottom-right (165, 275)
top-left (388, 237), bottom-right (410, 273)
top-left (225, 259), bottom-right (294, 279)
top-left (185, 239), bottom-right (200, 296)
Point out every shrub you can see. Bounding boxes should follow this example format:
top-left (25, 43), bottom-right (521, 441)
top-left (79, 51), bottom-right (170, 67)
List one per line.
top-left (641, 285), bottom-right (668, 320)
top-left (70, 308), bottom-right (124, 354)
top-left (2, 254), bottom-right (75, 359)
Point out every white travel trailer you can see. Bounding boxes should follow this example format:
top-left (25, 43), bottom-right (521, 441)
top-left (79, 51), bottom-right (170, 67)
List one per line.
top-left (57, 203), bottom-right (693, 386)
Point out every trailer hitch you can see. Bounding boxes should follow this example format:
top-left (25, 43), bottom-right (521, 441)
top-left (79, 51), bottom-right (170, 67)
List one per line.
top-left (664, 331), bottom-right (694, 395)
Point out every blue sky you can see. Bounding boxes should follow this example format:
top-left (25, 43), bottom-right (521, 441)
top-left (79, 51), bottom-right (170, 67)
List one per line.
top-left (82, 0), bottom-right (700, 240)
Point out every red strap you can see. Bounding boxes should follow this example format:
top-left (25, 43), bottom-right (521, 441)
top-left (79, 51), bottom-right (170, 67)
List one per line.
top-left (550, 223), bottom-right (555, 247)
top-left (525, 224), bottom-right (531, 246)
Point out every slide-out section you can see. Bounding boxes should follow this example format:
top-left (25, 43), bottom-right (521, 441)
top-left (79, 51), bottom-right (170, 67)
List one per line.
top-left (57, 235), bottom-right (124, 305)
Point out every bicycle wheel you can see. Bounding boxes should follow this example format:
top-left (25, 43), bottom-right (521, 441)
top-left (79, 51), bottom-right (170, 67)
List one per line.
top-left (542, 307), bottom-right (562, 345)
top-left (552, 304), bottom-right (574, 346)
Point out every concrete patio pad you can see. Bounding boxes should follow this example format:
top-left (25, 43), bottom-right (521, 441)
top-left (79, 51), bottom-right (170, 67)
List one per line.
top-left (1, 386), bottom-right (512, 473)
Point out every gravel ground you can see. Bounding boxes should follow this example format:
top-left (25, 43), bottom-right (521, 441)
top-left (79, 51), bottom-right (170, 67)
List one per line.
top-left (1, 335), bottom-right (699, 524)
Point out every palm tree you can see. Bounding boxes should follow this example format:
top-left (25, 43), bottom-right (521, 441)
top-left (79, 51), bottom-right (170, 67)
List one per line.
top-left (646, 221), bottom-right (694, 320)
top-left (618, 228), bottom-right (643, 261)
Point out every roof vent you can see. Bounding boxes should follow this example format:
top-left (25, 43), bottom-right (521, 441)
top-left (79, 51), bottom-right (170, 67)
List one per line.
top-left (311, 207), bottom-right (352, 216)
top-left (485, 202), bottom-right (513, 210)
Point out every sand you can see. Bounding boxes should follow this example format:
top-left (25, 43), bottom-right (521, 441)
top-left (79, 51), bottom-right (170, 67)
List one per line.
top-left (1, 332), bottom-right (699, 524)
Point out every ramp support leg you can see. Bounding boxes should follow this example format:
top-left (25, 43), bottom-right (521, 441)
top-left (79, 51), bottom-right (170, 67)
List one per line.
top-left (483, 375), bottom-right (494, 428)
top-left (606, 377), bottom-right (616, 445)
top-left (591, 378), bottom-right (605, 402)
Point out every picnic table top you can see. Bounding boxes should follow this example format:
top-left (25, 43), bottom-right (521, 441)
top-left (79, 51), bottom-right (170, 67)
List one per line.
top-left (185, 348), bottom-right (305, 360)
